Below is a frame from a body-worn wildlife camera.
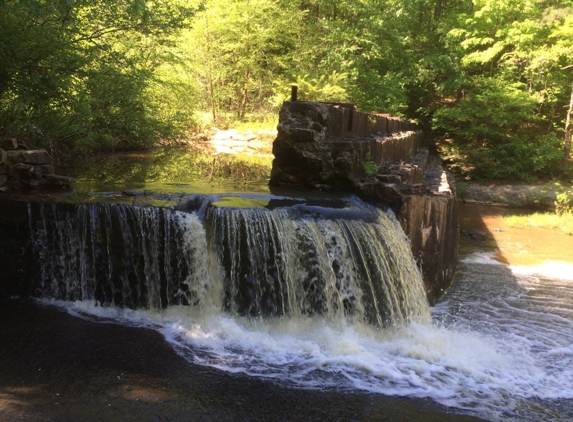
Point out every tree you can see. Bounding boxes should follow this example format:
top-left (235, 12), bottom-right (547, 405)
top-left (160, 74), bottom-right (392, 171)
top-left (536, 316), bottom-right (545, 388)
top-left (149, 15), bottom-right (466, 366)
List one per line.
top-left (431, 0), bottom-right (573, 180)
top-left (187, 0), bottom-right (301, 124)
top-left (0, 0), bottom-right (197, 154)
top-left (564, 82), bottom-right (573, 171)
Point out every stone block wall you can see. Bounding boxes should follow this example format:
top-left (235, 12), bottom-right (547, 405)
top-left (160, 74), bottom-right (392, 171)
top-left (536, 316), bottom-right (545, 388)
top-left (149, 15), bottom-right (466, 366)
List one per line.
top-left (398, 157), bottom-right (459, 302)
top-left (271, 101), bottom-right (423, 190)
top-left (316, 103), bottom-right (417, 139)
top-left (270, 101), bottom-right (460, 303)
top-left (0, 139), bottom-right (72, 192)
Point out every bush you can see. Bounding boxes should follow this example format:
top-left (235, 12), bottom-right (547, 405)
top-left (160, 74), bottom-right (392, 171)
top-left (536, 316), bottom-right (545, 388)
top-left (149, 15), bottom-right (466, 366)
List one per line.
top-left (556, 192), bottom-right (573, 216)
top-left (362, 152), bottom-right (380, 176)
top-left (433, 76), bottom-right (563, 181)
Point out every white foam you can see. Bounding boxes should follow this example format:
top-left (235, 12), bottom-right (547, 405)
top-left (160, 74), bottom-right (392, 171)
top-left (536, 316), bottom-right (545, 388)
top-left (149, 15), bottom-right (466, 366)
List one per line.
top-left (461, 252), bottom-right (573, 281)
top-left (510, 261), bottom-right (573, 281)
top-left (460, 251), bottom-right (505, 265)
top-left (38, 293), bottom-right (573, 421)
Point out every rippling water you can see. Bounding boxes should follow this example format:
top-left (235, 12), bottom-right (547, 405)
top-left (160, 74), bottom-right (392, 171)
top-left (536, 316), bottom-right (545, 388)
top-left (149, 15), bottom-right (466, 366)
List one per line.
top-left (38, 257), bottom-right (573, 422)
top-left (434, 255), bottom-right (573, 421)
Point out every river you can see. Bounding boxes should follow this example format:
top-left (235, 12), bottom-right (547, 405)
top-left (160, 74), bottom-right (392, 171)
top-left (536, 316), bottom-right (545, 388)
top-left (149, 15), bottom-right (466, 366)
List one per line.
top-left (0, 205), bottom-right (573, 421)
top-left (1, 191), bottom-right (573, 421)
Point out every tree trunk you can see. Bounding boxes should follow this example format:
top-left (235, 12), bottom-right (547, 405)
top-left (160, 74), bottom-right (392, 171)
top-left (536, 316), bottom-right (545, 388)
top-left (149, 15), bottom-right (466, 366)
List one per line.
top-left (205, 14), bottom-right (217, 123)
top-left (240, 69), bottom-right (250, 119)
top-left (563, 84), bottom-right (573, 173)
top-left (209, 75), bottom-right (217, 123)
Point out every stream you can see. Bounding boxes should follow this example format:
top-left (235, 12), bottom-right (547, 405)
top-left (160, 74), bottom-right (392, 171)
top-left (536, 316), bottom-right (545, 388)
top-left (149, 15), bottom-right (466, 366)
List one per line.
top-left (1, 155), bottom-right (572, 422)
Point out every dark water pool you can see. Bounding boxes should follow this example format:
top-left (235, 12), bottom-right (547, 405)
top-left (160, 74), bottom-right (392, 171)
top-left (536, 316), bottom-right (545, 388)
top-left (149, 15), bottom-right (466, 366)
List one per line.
top-left (0, 299), bottom-right (483, 422)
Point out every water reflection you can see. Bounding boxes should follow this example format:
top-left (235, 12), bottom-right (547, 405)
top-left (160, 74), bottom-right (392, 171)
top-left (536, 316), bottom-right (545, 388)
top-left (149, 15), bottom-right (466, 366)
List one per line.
top-left (58, 147), bottom-right (273, 194)
top-left (458, 204), bottom-right (573, 267)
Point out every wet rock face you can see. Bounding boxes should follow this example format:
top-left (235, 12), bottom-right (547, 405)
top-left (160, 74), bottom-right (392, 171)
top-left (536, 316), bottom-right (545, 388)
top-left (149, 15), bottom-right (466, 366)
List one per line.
top-left (398, 161), bottom-right (459, 303)
top-left (0, 139), bottom-right (72, 192)
top-left (270, 101), bottom-right (459, 303)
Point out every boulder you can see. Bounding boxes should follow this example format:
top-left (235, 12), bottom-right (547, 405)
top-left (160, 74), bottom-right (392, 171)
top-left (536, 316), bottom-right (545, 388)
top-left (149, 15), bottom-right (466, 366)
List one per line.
top-left (5, 150), bottom-right (24, 165)
top-left (9, 163), bottom-right (35, 179)
top-left (0, 147), bottom-right (71, 192)
top-left (42, 174), bottom-right (73, 190)
top-left (5, 149), bottom-right (52, 166)
top-left (22, 149), bottom-right (52, 165)
top-left (33, 164), bottom-right (54, 179)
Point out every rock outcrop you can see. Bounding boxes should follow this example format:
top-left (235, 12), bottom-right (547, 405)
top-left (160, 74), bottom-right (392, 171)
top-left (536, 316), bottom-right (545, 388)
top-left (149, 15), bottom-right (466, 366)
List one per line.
top-left (0, 139), bottom-right (73, 192)
top-left (270, 101), bottom-right (459, 303)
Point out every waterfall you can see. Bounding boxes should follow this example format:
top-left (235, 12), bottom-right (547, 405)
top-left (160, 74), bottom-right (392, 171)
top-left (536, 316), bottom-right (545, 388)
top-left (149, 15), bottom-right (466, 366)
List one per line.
top-left (27, 196), bottom-right (429, 327)
top-left (20, 197), bottom-right (573, 422)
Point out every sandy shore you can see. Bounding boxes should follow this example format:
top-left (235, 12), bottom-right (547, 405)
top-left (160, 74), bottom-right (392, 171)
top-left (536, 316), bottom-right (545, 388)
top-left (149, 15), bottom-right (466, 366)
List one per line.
top-left (0, 299), bottom-right (485, 422)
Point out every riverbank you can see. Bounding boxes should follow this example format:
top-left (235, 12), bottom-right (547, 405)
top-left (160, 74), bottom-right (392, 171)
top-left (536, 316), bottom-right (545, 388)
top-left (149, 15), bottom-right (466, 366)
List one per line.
top-left (0, 299), bottom-right (484, 422)
top-left (457, 181), bottom-right (571, 209)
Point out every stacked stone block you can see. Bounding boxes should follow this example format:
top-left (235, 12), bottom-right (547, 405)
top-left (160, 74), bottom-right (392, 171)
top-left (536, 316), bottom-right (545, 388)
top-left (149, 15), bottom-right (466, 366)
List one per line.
top-left (270, 101), bottom-right (459, 303)
top-left (0, 139), bottom-right (72, 192)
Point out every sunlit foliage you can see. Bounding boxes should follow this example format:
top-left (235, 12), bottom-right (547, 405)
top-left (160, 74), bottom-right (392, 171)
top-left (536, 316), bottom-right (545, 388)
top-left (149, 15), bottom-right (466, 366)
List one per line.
top-left (1, 0), bottom-right (572, 180)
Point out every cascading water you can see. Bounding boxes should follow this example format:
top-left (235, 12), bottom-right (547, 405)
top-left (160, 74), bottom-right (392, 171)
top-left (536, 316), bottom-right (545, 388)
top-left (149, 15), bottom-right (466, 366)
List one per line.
top-left (26, 195), bottom-right (573, 422)
top-left (28, 196), bottom-right (429, 326)
top-left (203, 202), bottom-right (428, 325)
top-left (29, 202), bottom-right (217, 310)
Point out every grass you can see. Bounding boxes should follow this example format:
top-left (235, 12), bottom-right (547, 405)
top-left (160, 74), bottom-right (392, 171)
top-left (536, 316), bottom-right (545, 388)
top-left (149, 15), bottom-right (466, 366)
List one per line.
top-left (503, 212), bottom-right (573, 236)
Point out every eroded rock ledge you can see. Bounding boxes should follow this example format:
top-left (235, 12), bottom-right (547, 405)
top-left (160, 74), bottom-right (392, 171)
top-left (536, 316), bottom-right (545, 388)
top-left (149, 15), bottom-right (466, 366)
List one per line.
top-left (270, 101), bottom-right (459, 303)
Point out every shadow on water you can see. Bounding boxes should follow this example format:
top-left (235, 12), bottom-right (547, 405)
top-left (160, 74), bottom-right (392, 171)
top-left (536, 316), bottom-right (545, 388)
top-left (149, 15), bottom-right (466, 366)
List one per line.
top-left (0, 299), bottom-right (483, 422)
top-left (434, 204), bottom-right (573, 422)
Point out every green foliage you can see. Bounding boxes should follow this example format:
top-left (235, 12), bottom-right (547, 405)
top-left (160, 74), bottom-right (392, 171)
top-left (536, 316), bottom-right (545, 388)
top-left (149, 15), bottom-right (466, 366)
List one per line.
top-left (363, 152), bottom-right (380, 176)
top-left (503, 211), bottom-right (573, 235)
top-left (432, 0), bottom-right (573, 181)
top-left (555, 191), bottom-right (573, 215)
top-left (0, 0), bottom-right (197, 155)
top-left (186, 0), bottom-right (300, 123)
top-left (1, 0), bottom-right (572, 182)
top-left (433, 75), bottom-right (563, 180)
top-left (270, 71), bottom-right (350, 106)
